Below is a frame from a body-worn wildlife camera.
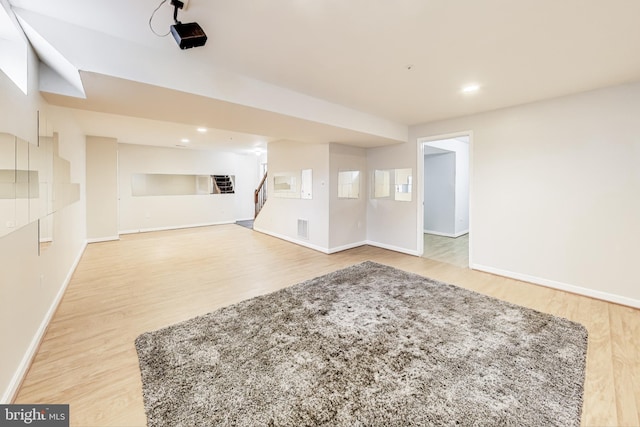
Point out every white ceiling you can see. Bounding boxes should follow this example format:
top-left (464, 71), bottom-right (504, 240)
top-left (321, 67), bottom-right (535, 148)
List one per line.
top-left (7, 0), bottom-right (640, 150)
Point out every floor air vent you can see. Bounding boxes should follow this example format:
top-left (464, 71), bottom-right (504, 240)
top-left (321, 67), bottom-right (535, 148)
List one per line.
top-left (297, 219), bottom-right (309, 239)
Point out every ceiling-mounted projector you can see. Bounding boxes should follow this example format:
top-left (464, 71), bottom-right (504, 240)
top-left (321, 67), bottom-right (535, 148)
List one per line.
top-left (171, 22), bottom-right (207, 49)
top-left (170, 0), bottom-right (207, 49)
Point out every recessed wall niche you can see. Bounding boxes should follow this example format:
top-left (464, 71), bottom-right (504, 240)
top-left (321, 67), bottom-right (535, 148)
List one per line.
top-left (272, 170), bottom-right (313, 199)
top-left (338, 170), bottom-right (360, 199)
top-left (131, 174), bottom-right (236, 196)
top-left (394, 168), bottom-right (412, 201)
top-left (373, 169), bottom-right (391, 199)
top-left (372, 168), bottom-right (412, 202)
top-left (273, 172), bottom-right (299, 199)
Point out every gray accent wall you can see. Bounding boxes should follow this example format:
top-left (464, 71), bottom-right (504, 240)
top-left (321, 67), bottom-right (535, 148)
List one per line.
top-left (424, 152), bottom-right (456, 235)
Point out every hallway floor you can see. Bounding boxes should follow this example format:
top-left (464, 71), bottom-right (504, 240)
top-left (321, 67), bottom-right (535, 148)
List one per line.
top-left (422, 233), bottom-right (469, 268)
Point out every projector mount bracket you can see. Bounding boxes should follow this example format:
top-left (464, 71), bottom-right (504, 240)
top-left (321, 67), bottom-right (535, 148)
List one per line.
top-left (171, 0), bottom-right (184, 24)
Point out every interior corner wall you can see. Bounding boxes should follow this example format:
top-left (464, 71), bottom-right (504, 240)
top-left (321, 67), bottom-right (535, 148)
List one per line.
top-left (366, 141), bottom-right (418, 255)
top-left (410, 81), bottom-right (640, 307)
top-left (253, 140), bottom-right (330, 251)
top-left (86, 136), bottom-right (118, 241)
top-left (117, 143), bottom-right (255, 233)
top-left (0, 50), bottom-right (87, 402)
top-left (328, 143), bottom-right (367, 251)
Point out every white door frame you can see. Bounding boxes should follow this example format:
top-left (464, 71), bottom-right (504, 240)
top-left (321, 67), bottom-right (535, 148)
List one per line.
top-left (416, 130), bottom-right (473, 266)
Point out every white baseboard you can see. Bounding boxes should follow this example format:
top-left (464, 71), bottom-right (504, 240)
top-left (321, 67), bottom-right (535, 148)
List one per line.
top-left (87, 236), bottom-right (120, 244)
top-left (252, 228), bottom-right (420, 257)
top-left (365, 240), bottom-right (420, 256)
top-left (472, 263), bottom-right (640, 309)
top-left (424, 229), bottom-right (469, 238)
top-left (252, 227), bottom-right (330, 254)
top-left (119, 221), bottom-right (235, 235)
top-left (1, 240), bottom-right (88, 404)
top-left (328, 241), bottom-right (368, 254)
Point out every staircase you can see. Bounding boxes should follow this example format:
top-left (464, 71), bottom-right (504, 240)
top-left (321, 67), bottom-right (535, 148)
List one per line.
top-left (212, 175), bottom-right (234, 194)
top-left (254, 171), bottom-right (268, 218)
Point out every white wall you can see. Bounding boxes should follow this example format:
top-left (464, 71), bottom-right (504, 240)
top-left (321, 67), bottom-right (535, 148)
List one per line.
top-left (235, 153), bottom-right (264, 221)
top-left (254, 140), bottom-right (330, 251)
top-left (411, 81), bottom-right (640, 307)
top-left (86, 136), bottom-right (118, 241)
top-left (117, 144), bottom-right (257, 233)
top-left (424, 151), bottom-right (456, 235)
top-left (14, 7), bottom-right (407, 144)
top-left (0, 41), bottom-right (87, 403)
top-left (453, 140), bottom-right (470, 236)
top-left (367, 142), bottom-right (419, 255)
top-left (328, 143), bottom-right (367, 251)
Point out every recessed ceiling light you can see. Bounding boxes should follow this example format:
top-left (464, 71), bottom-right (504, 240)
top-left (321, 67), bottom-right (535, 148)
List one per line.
top-left (461, 84), bottom-right (480, 94)
top-left (181, 138), bottom-right (190, 143)
top-left (196, 127), bottom-right (207, 133)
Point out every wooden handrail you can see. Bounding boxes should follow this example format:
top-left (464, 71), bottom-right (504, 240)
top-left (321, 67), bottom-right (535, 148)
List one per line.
top-left (254, 171), bottom-right (268, 218)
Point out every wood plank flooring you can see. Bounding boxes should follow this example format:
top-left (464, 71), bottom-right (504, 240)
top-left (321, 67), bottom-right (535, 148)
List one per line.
top-left (14, 224), bottom-right (640, 426)
top-left (422, 233), bottom-right (469, 267)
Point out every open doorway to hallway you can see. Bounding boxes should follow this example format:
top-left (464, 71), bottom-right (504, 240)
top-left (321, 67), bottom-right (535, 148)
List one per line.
top-left (420, 134), bottom-right (470, 267)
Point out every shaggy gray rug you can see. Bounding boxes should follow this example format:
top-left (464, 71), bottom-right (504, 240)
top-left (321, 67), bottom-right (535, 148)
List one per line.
top-left (135, 261), bottom-right (588, 427)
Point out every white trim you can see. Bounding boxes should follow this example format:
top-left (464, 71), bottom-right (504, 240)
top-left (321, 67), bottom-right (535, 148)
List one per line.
top-left (119, 221), bottom-right (234, 235)
top-left (417, 130), bottom-right (474, 264)
top-left (253, 224), bottom-right (421, 257)
top-left (87, 236), bottom-right (120, 243)
top-left (423, 229), bottom-right (469, 238)
top-left (253, 227), bottom-right (330, 253)
top-left (1, 240), bottom-right (88, 404)
top-left (365, 240), bottom-right (420, 256)
top-left (327, 241), bottom-right (368, 254)
top-left (472, 263), bottom-right (640, 309)
top-left (253, 227), bottom-right (420, 257)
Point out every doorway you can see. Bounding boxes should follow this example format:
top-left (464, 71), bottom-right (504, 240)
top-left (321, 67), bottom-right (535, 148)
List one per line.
top-left (418, 133), bottom-right (470, 267)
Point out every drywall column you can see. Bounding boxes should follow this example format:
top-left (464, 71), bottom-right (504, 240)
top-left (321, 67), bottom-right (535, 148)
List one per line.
top-left (86, 136), bottom-right (118, 241)
top-left (328, 143), bottom-right (367, 251)
top-left (253, 140), bottom-right (330, 252)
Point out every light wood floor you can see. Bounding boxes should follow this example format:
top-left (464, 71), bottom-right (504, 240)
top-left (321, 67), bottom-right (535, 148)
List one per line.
top-left (423, 233), bottom-right (469, 267)
top-left (15, 225), bottom-right (639, 426)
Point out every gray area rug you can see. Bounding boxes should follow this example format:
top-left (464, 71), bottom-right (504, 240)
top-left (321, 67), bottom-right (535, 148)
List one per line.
top-left (135, 261), bottom-right (588, 426)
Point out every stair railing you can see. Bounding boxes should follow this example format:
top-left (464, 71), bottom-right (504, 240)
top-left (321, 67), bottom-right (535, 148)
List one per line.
top-left (254, 171), bottom-right (268, 218)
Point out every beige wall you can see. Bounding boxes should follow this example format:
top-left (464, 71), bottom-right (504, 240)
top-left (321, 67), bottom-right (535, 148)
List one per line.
top-left (366, 141), bottom-right (421, 255)
top-left (86, 136), bottom-right (118, 241)
top-left (328, 143), bottom-right (367, 251)
top-left (410, 82), bottom-right (640, 307)
top-left (0, 53), bottom-right (87, 402)
top-left (117, 143), bottom-right (258, 233)
top-left (254, 140), bottom-right (330, 251)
